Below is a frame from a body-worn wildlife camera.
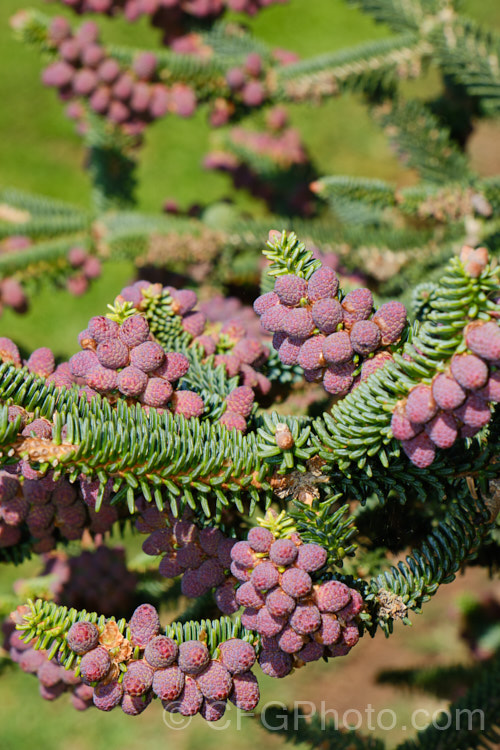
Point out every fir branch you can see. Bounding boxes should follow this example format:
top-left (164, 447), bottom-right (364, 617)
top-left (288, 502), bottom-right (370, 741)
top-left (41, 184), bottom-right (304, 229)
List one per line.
top-left (10, 8), bottom-right (59, 55)
top-left (259, 704), bottom-right (385, 750)
top-left (87, 142), bottom-right (137, 212)
top-left (312, 176), bottom-right (396, 209)
top-left (16, 599), bottom-right (128, 670)
top-left (374, 99), bottom-right (474, 184)
top-left (289, 498), bottom-right (359, 569)
top-left (395, 182), bottom-right (494, 222)
top-left (397, 651), bottom-right (500, 749)
top-left (0, 365), bottom-right (275, 520)
top-left (266, 652), bottom-right (500, 750)
top-left (434, 18), bottom-right (500, 115)
top-left (102, 212), bottom-right (202, 244)
top-left (312, 254), bottom-right (499, 474)
top-left (0, 235), bottom-right (92, 285)
top-left (0, 187), bottom-right (86, 218)
top-left (276, 34), bottom-right (430, 101)
top-left (368, 489), bottom-right (493, 634)
top-left (108, 44), bottom-right (228, 96)
top-left (15, 10), bottom-right (228, 96)
top-left (16, 599), bottom-right (258, 669)
top-left (0, 252), bottom-right (498, 519)
top-left (256, 411), bottom-right (317, 474)
top-left (312, 176), bottom-right (396, 226)
top-left (0, 214), bottom-right (90, 241)
top-left (230, 214), bottom-right (464, 289)
top-left (179, 355), bottom-right (239, 419)
top-left (346, 0), bottom-right (450, 34)
top-left (263, 229), bottom-right (322, 280)
top-left (0, 539), bottom-right (36, 566)
top-left (410, 282), bottom-right (440, 320)
top-left (200, 21), bottom-right (275, 64)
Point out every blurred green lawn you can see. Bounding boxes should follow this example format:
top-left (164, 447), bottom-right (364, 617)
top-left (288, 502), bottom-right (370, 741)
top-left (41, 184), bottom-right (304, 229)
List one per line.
top-left (0, 2), bottom-right (500, 748)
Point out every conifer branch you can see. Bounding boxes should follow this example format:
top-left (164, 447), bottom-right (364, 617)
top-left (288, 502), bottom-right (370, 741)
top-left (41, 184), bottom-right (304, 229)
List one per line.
top-left (266, 651), bottom-right (500, 750)
top-left (0, 187), bottom-right (86, 217)
top-left (259, 704), bottom-right (386, 750)
top-left (346, 0), bottom-right (451, 34)
top-left (312, 254), bottom-right (500, 475)
top-left (367, 489), bottom-right (493, 634)
top-left (16, 599), bottom-right (257, 670)
top-left (374, 98), bottom-right (473, 184)
top-left (275, 34), bottom-right (430, 101)
top-left (434, 18), bottom-right (500, 115)
top-left (397, 651), bottom-right (500, 749)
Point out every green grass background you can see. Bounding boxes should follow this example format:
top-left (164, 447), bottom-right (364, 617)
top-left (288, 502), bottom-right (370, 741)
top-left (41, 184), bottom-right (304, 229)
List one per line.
top-left (0, 2), bottom-right (500, 748)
